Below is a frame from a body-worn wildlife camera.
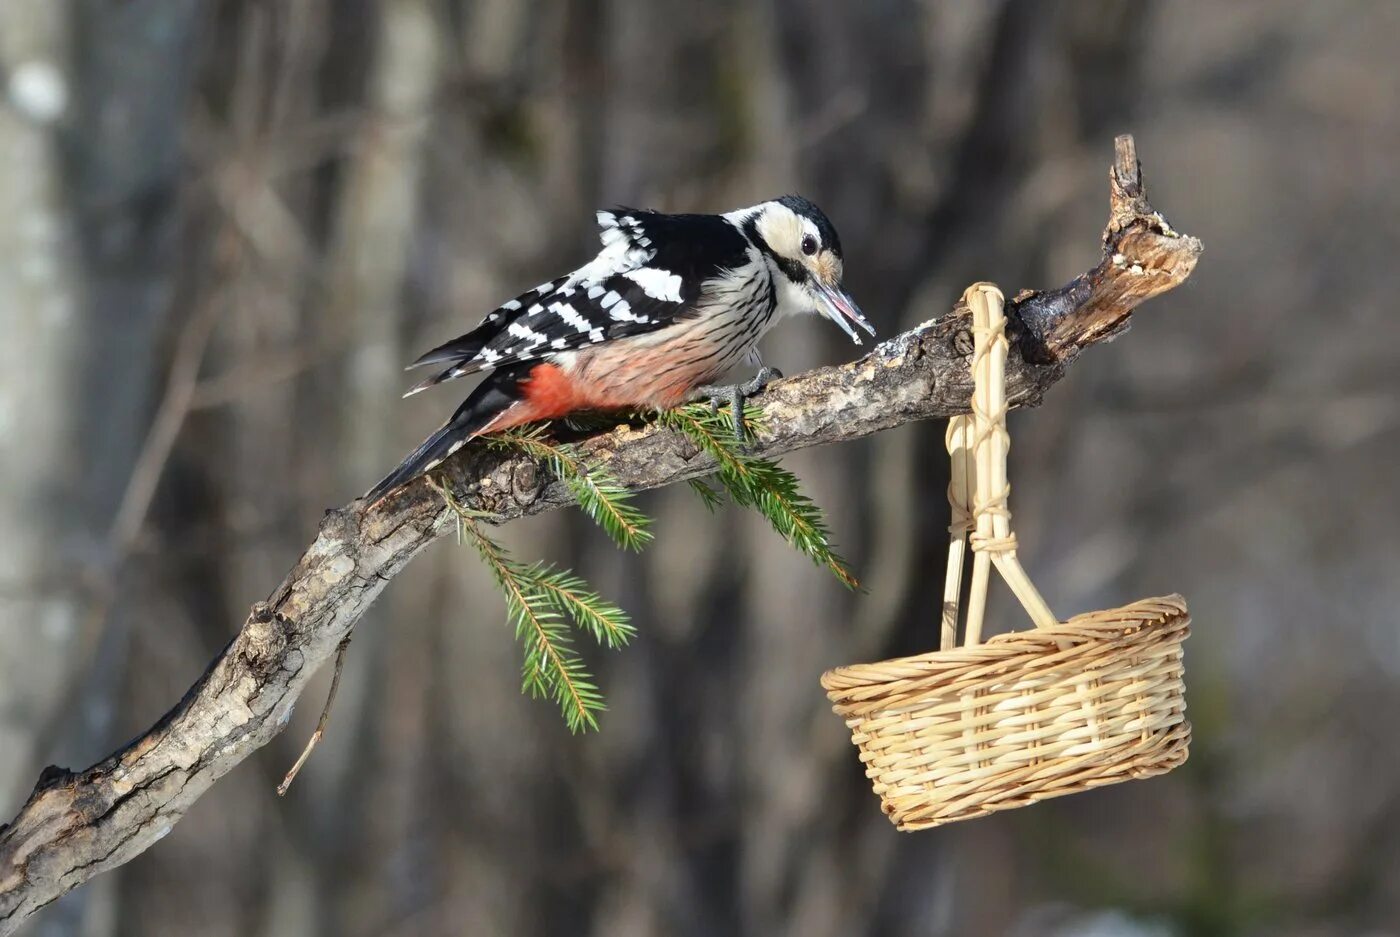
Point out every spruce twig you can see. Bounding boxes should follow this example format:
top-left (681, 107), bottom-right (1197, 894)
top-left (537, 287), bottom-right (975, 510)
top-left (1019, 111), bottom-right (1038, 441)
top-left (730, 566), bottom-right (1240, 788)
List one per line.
top-left (431, 479), bottom-right (631, 732)
top-left (431, 402), bottom-right (855, 733)
top-left (659, 404), bottom-right (859, 589)
top-left (686, 478), bottom-right (724, 512)
top-left (492, 426), bottom-right (653, 551)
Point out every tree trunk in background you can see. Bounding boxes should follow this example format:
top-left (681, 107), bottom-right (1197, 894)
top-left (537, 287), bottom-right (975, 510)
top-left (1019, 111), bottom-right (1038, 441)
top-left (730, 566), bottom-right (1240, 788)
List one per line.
top-left (0, 0), bottom-right (85, 814)
top-left (2, 2), bottom-right (200, 935)
top-left (319, 4), bottom-right (443, 933)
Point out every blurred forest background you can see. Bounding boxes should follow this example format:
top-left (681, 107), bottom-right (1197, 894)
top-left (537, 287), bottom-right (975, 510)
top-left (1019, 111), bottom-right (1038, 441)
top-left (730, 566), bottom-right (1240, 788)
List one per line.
top-left (3, 1), bottom-right (1399, 935)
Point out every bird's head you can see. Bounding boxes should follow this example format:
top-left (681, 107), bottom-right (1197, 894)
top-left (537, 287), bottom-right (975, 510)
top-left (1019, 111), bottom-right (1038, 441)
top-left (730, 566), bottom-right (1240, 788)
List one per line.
top-left (733, 195), bottom-right (875, 344)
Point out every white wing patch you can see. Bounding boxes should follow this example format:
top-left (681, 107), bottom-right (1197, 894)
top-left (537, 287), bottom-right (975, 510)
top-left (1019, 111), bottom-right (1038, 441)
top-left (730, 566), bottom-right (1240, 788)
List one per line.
top-left (622, 267), bottom-right (683, 303)
top-left (507, 321), bottom-right (546, 344)
top-left (595, 210), bottom-right (622, 245)
top-left (576, 211), bottom-right (655, 287)
top-left (551, 301), bottom-right (592, 333)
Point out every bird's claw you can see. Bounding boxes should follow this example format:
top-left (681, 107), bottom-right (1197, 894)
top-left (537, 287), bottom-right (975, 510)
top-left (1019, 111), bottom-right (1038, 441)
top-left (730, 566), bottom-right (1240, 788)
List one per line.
top-left (691, 366), bottom-right (782, 443)
top-left (741, 365), bottom-right (782, 397)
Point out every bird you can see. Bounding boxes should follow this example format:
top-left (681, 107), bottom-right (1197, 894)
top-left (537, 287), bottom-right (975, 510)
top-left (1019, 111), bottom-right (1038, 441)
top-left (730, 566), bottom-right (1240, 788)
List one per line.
top-left (364, 195), bottom-right (873, 505)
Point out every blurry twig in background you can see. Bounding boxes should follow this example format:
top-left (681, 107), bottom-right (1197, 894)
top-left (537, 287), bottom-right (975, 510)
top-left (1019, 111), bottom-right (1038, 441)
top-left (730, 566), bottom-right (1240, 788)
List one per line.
top-left (0, 136), bottom-right (1201, 935)
top-left (106, 277), bottom-right (226, 559)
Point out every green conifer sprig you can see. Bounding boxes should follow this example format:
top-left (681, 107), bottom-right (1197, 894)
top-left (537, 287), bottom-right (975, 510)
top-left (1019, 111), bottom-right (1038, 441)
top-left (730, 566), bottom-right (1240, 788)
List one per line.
top-left (428, 399), bottom-right (857, 732)
top-left (431, 479), bottom-right (632, 732)
top-left (686, 478), bottom-right (724, 512)
top-left (491, 426), bottom-right (653, 551)
top-left (658, 404), bottom-right (860, 589)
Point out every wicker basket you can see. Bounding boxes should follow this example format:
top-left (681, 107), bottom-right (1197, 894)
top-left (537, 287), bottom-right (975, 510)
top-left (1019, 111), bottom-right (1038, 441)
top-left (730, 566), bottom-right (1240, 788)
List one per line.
top-left (821, 284), bottom-right (1190, 831)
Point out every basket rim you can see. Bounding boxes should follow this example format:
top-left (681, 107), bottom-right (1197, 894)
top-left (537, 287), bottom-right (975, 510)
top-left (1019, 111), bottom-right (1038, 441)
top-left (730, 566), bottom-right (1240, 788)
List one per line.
top-left (821, 594), bottom-right (1189, 694)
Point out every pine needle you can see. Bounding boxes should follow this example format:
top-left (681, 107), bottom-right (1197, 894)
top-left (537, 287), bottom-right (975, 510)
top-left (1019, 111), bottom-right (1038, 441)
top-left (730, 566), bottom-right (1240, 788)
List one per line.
top-left (532, 569), bottom-right (636, 649)
top-left (660, 404), bottom-right (860, 589)
top-left (431, 478), bottom-right (632, 732)
top-left (424, 394), bottom-right (859, 731)
top-left (686, 478), bottom-right (724, 512)
top-left (493, 426), bottom-right (654, 551)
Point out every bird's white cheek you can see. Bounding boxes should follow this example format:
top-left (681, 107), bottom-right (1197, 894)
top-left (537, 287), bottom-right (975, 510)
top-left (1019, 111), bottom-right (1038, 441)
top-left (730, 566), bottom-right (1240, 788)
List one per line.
top-left (775, 277), bottom-right (816, 318)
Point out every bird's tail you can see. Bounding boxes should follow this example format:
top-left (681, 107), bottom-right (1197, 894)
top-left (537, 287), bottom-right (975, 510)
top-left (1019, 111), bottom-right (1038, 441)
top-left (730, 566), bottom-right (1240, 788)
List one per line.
top-left (363, 419), bottom-right (473, 505)
top-left (364, 364), bottom-right (533, 505)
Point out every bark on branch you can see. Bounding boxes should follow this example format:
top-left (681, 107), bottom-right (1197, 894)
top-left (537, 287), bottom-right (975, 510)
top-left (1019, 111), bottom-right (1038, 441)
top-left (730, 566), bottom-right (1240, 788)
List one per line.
top-left (0, 135), bottom-right (1200, 933)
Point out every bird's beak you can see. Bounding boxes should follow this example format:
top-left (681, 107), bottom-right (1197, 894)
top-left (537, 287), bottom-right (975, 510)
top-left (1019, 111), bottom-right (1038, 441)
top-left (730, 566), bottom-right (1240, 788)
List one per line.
top-left (815, 282), bottom-right (876, 345)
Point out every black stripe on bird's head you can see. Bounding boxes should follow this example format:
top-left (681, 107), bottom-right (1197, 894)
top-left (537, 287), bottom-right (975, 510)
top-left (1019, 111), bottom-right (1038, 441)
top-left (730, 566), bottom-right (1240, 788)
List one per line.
top-left (739, 195), bottom-right (875, 345)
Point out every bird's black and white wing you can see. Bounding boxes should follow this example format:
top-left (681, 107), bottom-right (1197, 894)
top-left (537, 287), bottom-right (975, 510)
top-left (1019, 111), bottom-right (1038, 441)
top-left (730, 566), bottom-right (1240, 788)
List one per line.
top-left (404, 209), bottom-right (751, 395)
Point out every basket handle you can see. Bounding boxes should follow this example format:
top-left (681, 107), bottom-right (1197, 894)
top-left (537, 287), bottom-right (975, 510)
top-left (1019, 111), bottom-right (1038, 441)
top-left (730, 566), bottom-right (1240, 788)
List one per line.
top-left (940, 283), bottom-right (1058, 649)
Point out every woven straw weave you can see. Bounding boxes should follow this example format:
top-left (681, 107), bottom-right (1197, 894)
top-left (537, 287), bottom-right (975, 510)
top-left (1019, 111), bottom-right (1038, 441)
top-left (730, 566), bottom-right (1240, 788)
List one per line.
top-left (821, 596), bottom-right (1190, 830)
top-left (822, 284), bottom-right (1190, 830)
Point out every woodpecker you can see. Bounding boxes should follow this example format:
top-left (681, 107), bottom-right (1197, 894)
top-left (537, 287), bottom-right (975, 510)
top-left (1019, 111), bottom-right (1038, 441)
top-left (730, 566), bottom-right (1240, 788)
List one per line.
top-left (365, 195), bottom-right (873, 504)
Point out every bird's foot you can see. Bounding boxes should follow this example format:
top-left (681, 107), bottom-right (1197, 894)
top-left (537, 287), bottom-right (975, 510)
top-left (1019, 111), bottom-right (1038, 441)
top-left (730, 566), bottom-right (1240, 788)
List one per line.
top-left (689, 366), bottom-right (783, 443)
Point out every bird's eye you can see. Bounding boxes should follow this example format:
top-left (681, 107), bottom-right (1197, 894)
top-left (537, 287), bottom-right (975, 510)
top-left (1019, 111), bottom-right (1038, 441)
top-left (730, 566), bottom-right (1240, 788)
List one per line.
top-left (801, 234), bottom-right (818, 256)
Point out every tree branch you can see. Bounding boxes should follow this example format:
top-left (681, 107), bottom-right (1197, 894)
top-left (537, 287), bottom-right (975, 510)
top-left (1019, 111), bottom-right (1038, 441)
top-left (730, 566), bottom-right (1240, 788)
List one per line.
top-left (0, 135), bottom-right (1200, 933)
